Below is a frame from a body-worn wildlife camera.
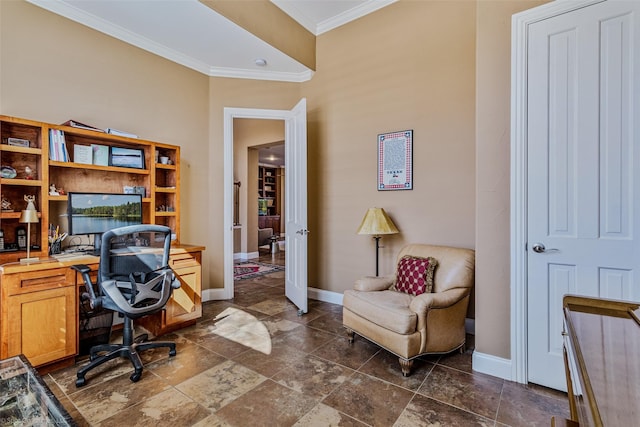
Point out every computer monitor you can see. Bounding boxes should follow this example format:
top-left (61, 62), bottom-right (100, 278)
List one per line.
top-left (67, 192), bottom-right (143, 253)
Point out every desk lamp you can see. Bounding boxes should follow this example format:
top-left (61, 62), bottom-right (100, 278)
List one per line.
top-left (357, 207), bottom-right (399, 276)
top-left (19, 195), bottom-right (39, 263)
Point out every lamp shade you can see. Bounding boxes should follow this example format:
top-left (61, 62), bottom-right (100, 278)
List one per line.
top-left (356, 207), bottom-right (399, 236)
top-left (19, 197), bottom-right (39, 224)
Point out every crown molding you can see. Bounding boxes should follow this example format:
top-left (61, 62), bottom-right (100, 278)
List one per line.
top-left (26, 0), bottom-right (213, 73)
top-left (26, 0), bottom-right (313, 82)
top-left (271, 0), bottom-right (397, 36)
top-left (209, 67), bottom-right (314, 82)
top-left (270, 0), bottom-right (317, 34)
top-left (316, 0), bottom-right (397, 35)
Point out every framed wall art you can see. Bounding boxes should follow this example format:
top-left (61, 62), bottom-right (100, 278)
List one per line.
top-left (109, 146), bottom-right (145, 169)
top-left (378, 130), bottom-right (413, 190)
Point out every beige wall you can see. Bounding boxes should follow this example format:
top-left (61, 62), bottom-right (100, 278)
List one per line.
top-left (0, 0), bottom-right (552, 362)
top-left (475, 0), bottom-right (549, 359)
top-left (303, 0), bottom-right (476, 291)
top-left (207, 78), bottom-right (301, 288)
top-left (0, 1), bottom-right (212, 284)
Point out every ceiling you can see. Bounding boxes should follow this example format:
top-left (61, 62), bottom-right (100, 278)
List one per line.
top-left (26, 0), bottom-right (396, 82)
top-left (259, 144), bottom-right (285, 168)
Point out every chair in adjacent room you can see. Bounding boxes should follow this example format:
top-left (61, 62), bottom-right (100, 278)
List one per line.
top-left (71, 224), bottom-right (180, 387)
top-left (343, 243), bottom-right (475, 376)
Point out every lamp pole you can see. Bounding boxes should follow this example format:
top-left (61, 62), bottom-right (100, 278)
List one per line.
top-left (374, 235), bottom-right (381, 276)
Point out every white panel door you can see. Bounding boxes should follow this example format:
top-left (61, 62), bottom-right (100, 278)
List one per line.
top-left (285, 98), bottom-right (308, 314)
top-left (527, 0), bottom-right (640, 390)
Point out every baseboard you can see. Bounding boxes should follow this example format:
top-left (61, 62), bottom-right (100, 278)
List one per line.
top-left (233, 251), bottom-right (259, 261)
top-left (308, 287), bottom-right (343, 305)
top-left (472, 351), bottom-right (512, 380)
top-left (203, 286), bottom-right (477, 339)
top-left (204, 286), bottom-right (493, 377)
top-left (203, 287), bottom-right (227, 302)
top-left (202, 286), bottom-right (344, 304)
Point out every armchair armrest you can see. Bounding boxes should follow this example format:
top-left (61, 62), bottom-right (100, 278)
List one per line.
top-left (409, 287), bottom-right (470, 313)
top-left (354, 275), bottom-right (394, 292)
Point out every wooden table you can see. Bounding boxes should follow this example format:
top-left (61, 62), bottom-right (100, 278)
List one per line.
top-left (560, 295), bottom-right (640, 426)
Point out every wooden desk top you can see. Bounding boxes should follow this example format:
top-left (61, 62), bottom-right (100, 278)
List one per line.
top-left (563, 295), bottom-right (640, 426)
top-left (0, 244), bottom-right (205, 275)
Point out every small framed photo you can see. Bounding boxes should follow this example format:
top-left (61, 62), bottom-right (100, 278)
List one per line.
top-left (110, 146), bottom-right (145, 169)
top-left (378, 130), bottom-right (413, 190)
top-left (7, 137), bottom-right (30, 147)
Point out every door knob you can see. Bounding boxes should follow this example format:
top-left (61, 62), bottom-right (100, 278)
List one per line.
top-left (531, 243), bottom-right (559, 253)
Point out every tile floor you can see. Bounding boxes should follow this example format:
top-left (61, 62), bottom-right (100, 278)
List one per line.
top-left (45, 252), bottom-right (570, 426)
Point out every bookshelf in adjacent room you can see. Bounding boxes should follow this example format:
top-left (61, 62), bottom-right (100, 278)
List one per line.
top-left (258, 165), bottom-right (279, 216)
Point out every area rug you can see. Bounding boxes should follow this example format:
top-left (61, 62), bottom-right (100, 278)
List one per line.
top-left (234, 261), bottom-right (284, 280)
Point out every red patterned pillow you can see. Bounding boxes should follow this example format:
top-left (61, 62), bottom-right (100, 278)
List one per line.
top-left (394, 256), bottom-right (438, 296)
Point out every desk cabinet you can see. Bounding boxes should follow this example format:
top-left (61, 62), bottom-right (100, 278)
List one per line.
top-left (137, 248), bottom-right (203, 336)
top-left (0, 244), bottom-right (203, 370)
top-left (0, 267), bottom-right (76, 368)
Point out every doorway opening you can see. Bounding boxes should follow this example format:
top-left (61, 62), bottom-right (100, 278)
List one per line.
top-left (223, 99), bottom-right (308, 314)
top-left (231, 119), bottom-right (286, 292)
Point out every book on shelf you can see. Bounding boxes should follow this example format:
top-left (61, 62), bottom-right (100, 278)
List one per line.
top-left (61, 119), bottom-right (104, 132)
top-left (105, 128), bottom-right (138, 138)
top-left (73, 145), bottom-right (93, 165)
top-left (91, 144), bottom-right (109, 166)
top-left (48, 129), bottom-right (69, 162)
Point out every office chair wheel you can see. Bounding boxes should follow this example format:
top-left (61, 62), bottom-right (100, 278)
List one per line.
top-left (75, 377), bottom-right (86, 387)
top-left (169, 348), bottom-right (176, 357)
top-left (130, 371), bottom-right (142, 382)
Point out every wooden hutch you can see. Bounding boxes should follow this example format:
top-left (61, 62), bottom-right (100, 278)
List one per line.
top-left (0, 115), bottom-right (203, 370)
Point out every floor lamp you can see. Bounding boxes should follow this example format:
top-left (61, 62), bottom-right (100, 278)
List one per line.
top-left (357, 207), bottom-right (399, 276)
top-left (20, 195), bottom-right (40, 263)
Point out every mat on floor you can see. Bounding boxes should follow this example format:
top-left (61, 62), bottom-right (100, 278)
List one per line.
top-left (234, 261), bottom-right (284, 280)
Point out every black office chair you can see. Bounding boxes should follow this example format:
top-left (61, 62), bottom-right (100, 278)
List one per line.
top-left (71, 224), bottom-right (180, 387)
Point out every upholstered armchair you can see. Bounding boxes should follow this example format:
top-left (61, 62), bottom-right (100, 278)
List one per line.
top-left (343, 244), bottom-right (475, 376)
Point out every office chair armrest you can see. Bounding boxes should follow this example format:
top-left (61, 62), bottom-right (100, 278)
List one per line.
top-left (71, 264), bottom-right (101, 309)
top-left (171, 273), bottom-right (180, 289)
top-left (156, 265), bottom-right (180, 289)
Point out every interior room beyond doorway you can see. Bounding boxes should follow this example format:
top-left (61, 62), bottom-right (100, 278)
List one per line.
top-left (232, 118), bottom-right (285, 262)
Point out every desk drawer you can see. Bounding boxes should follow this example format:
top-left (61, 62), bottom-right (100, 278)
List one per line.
top-left (4, 268), bottom-right (75, 295)
top-left (170, 251), bottom-right (201, 269)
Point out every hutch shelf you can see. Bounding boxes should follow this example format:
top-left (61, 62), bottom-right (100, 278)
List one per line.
top-left (0, 115), bottom-right (181, 263)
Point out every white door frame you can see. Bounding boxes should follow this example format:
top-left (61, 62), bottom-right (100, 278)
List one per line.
top-left (510, 0), bottom-right (605, 384)
top-left (222, 106), bottom-right (293, 300)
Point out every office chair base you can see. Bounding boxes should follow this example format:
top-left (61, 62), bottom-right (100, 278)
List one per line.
top-left (75, 340), bottom-right (177, 387)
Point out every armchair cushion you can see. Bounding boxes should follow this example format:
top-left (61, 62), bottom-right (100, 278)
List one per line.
top-left (394, 256), bottom-right (438, 296)
top-left (343, 289), bottom-right (416, 335)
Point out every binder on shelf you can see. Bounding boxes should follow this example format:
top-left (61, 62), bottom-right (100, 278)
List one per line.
top-left (105, 128), bottom-right (138, 139)
top-left (61, 120), bottom-right (103, 132)
top-left (48, 129), bottom-right (69, 161)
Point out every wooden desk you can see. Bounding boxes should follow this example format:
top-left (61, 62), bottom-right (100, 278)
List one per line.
top-left (0, 244), bottom-right (204, 371)
top-left (561, 295), bottom-right (640, 426)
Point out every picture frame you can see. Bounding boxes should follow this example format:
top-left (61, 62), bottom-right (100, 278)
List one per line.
top-left (109, 146), bottom-right (145, 169)
top-left (7, 137), bottom-right (30, 147)
top-left (377, 130), bottom-right (413, 190)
